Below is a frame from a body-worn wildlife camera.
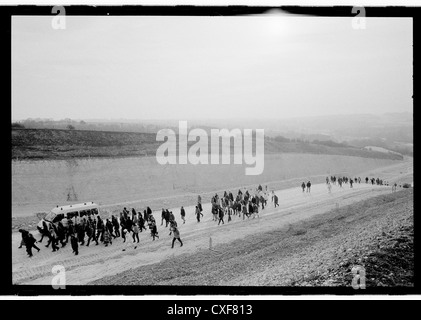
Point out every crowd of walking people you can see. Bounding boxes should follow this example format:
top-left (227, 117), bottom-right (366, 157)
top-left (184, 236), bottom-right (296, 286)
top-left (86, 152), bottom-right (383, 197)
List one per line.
top-left (18, 176), bottom-right (397, 258)
top-left (18, 205), bottom-right (185, 258)
top-left (324, 175), bottom-right (392, 190)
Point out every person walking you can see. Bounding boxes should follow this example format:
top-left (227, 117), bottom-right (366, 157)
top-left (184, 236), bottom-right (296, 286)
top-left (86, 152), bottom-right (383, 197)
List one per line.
top-left (125, 216), bottom-right (133, 234)
top-left (327, 181), bottom-right (332, 193)
top-left (169, 225), bottom-right (183, 248)
top-left (138, 214), bottom-right (147, 232)
top-left (180, 206), bottom-right (186, 224)
top-left (274, 194), bottom-right (279, 207)
top-left (86, 217), bottom-right (98, 246)
top-left (96, 217), bottom-right (105, 243)
top-left (49, 225), bottom-right (60, 252)
top-left (253, 203), bottom-right (259, 218)
top-left (242, 203), bottom-right (248, 220)
top-left (306, 181), bottom-right (311, 193)
top-left (218, 207), bottom-right (224, 225)
top-left (147, 207), bottom-right (153, 218)
top-left (132, 211), bottom-right (139, 225)
top-left (161, 208), bottom-right (166, 226)
top-left (132, 222), bottom-right (140, 243)
top-left (111, 215), bottom-right (120, 237)
top-left (169, 211), bottom-right (175, 224)
top-left (26, 233), bottom-right (40, 257)
top-left (103, 228), bottom-right (112, 247)
top-left (301, 182), bottom-right (306, 192)
top-left (106, 219), bottom-right (115, 239)
top-left (248, 202), bottom-right (253, 218)
top-left (20, 230), bottom-right (40, 257)
top-left (18, 228), bottom-right (29, 249)
top-left (70, 233), bottom-right (79, 255)
top-left (151, 221), bottom-right (159, 241)
top-left (122, 227), bottom-right (128, 243)
top-left (196, 206), bottom-right (202, 222)
top-left (164, 209), bottom-right (170, 227)
top-left (122, 207), bottom-right (129, 221)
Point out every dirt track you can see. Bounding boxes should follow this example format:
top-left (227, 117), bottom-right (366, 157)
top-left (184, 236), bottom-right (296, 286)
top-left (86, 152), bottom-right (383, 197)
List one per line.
top-left (90, 188), bottom-right (412, 287)
top-left (12, 156), bottom-right (412, 286)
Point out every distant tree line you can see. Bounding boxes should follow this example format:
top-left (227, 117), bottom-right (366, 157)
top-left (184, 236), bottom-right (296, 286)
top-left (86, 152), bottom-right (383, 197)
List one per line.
top-left (12, 118), bottom-right (167, 134)
top-left (268, 135), bottom-right (348, 148)
top-left (12, 122), bottom-right (25, 129)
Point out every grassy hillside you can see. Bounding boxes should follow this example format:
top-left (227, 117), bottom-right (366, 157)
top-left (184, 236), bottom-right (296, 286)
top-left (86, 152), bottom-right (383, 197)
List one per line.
top-left (12, 128), bottom-right (403, 161)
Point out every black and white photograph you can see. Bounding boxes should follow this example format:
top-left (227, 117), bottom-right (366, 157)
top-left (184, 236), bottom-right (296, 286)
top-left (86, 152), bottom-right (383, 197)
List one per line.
top-left (7, 3), bottom-right (415, 298)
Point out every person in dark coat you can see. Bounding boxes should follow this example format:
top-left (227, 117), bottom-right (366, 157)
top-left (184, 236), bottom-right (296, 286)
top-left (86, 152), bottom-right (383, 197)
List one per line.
top-left (301, 182), bottom-right (306, 192)
top-left (180, 206), bottom-right (186, 224)
top-left (151, 222), bottom-right (159, 241)
top-left (218, 207), bottom-right (224, 225)
top-left (169, 211), bottom-right (175, 224)
top-left (70, 234), bottom-right (79, 255)
top-left (125, 216), bottom-right (133, 234)
top-left (253, 203), bottom-right (259, 218)
top-left (37, 220), bottom-right (50, 243)
top-left (25, 232), bottom-right (40, 257)
top-left (196, 206), bottom-right (202, 222)
top-left (76, 220), bottom-right (85, 245)
top-left (161, 208), bottom-right (166, 226)
top-left (122, 207), bottom-right (129, 220)
top-left (19, 229), bottom-right (40, 257)
top-left (274, 194), bottom-right (279, 207)
top-left (106, 219), bottom-right (115, 238)
top-left (96, 217), bottom-right (105, 243)
top-left (164, 209), bottom-right (170, 227)
top-left (248, 202), bottom-right (253, 217)
top-left (111, 215), bottom-right (120, 237)
top-left (138, 214), bottom-right (147, 232)
top-left (306, 181), bottom-right (311, 193)
top-left (18, 229), bottom-right (29, 249)
top-left (242, 204), bottom-right (248, 220)
top-left (86, 216), bottom-right (98, 246)
top-left (260, 195), bottom-right (266, 210)
top-left (48, 224), bottom-right (60, 252)
top-left (103, 228), bottom-right (112, 247)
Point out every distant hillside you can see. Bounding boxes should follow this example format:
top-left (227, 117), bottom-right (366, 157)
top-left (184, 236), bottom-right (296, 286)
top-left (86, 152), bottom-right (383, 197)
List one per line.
top-left (12, 128), bottom-right (403, 161)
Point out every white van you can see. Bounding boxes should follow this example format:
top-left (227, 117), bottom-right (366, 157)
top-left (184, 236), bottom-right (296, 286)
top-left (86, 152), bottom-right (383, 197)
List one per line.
top-left (43, 202), bottom-right (100, 223)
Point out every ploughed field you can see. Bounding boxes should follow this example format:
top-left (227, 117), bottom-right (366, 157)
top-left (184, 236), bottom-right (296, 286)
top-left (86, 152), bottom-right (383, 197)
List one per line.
top-left (12, 128), bottom-right (403, 161)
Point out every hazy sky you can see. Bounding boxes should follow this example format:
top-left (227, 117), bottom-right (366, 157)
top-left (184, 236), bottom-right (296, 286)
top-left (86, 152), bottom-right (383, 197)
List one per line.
top-left (12, 13), bottom-right (413, 121)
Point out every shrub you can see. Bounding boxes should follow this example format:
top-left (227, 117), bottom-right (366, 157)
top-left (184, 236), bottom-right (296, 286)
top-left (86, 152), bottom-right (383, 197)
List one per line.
top-left (12, 122), bottom-right (25, 129)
